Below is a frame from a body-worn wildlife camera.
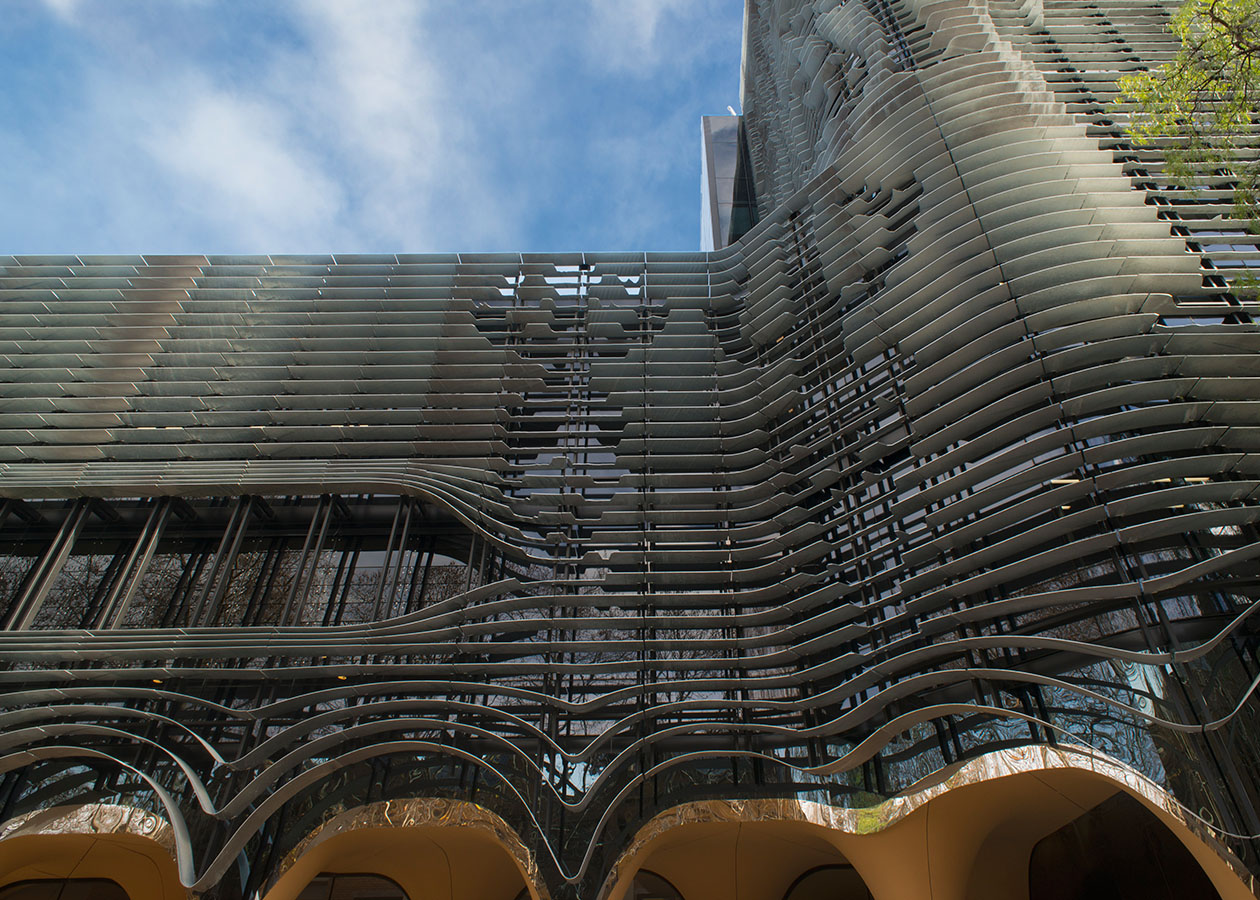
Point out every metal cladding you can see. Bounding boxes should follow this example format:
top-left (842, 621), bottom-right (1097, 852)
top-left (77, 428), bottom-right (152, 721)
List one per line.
top-left (1, 0), bottom-right (1260, 897)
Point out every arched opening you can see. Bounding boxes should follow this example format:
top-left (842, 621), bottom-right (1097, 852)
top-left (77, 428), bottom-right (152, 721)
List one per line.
top-left (264, 826), bottom-right (533, 900)
top-left (933, 767), bottom-right (1253, 900)
top-left (604, 754), bottom-right (1258, 900)
top-left (0, 834), bottom-right (180, 900)
top-left (295, 873), bottom-right (409, 900)
top-left (630, 871), bottom-right (684, 900)
top-left (1028, 792), bottom-right (1223, 900)
top-left (617, 821), bottom-right (873, 900)
top-left (781, 866), bottom-right (872, 900)
top-left (0, 880), bottom-right (129, 900)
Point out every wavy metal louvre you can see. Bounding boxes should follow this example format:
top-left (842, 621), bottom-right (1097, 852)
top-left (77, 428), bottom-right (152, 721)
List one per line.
top-left (1, 0), bottom-right (1259, 897)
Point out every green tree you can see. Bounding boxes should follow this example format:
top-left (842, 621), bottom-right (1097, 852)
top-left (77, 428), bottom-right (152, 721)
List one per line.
top-left (1119, 0), bottom-right (1260, 226)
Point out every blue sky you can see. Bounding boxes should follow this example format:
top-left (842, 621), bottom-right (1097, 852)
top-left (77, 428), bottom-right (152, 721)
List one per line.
top-left (0, 1), bottom-right (744, 254)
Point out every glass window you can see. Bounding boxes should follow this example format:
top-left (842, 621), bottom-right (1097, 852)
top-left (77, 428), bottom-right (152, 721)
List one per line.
top-left (296, 873), bottom-right (409, 900)
top-left (782, 865), bottom-right (873, 900)
top-left (631, 870), bottom-right (685, 900)
top-left (1029, 793), bottom-right (1222, 900)
top-left (0, 880), bottom-right (129, 900)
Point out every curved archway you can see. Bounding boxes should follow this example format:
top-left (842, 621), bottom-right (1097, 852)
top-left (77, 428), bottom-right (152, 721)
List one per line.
top-left (612, 821), bottom-right (874, 900)
top-left (295, 873), bottom-right (409, 900)
top-left (944, 767), bottom-right (1251, 900)
top-left (0, 834), bottom-right (181, 900)
top-left (0, 879), bottom-right (129, 900)
top-left (781, 866), bottom-right (872, 900)
top-left (629, 870), bottom-right (684, 900)
top-left (601, 748), bottom-right (1257, 900)
top-left (264, 825), bottom-right (535, 900)
top-left (1026, 791), bottom-right (1223, 900)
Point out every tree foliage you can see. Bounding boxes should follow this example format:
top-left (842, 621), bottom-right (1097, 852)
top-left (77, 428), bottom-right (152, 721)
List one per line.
top-left (1119, 0), bottom-right (1260, 225)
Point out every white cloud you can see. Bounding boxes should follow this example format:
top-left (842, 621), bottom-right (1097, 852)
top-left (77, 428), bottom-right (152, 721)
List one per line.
top-left (141, 88), bottom-right (346, 247)
top-left (290, 0), bottom-right (442, 170)
top-left (41, 0), bottom-right (81, 21)
top-left (49, 0), bottom-right (517, 250)
top-left (276, 0), bottom-right (490, 246)
top-left (1, 1), bottom-right (742, 253)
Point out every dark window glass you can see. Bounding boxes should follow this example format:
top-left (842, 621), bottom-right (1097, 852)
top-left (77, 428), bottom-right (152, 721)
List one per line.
top-left (631, 870), bottom-right (685, 900)
top-left (56, 884), bottom-right (129, 900)
top-left (0, 880), bottom-right (129, 900)
top-left (782, 865), bottom-right (873, 900)
top-left (1029, 792), bottom-right (1222, 900)
top-left (296, 874), bottom-right (408, 900)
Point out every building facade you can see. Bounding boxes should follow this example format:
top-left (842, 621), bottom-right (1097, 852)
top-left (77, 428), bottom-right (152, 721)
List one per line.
top-left (0, 0), bottom-right (1258, 898)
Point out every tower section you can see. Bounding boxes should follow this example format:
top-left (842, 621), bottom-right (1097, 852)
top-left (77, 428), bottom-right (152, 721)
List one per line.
top-left (0, 2), bottom-right (1257, 899)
